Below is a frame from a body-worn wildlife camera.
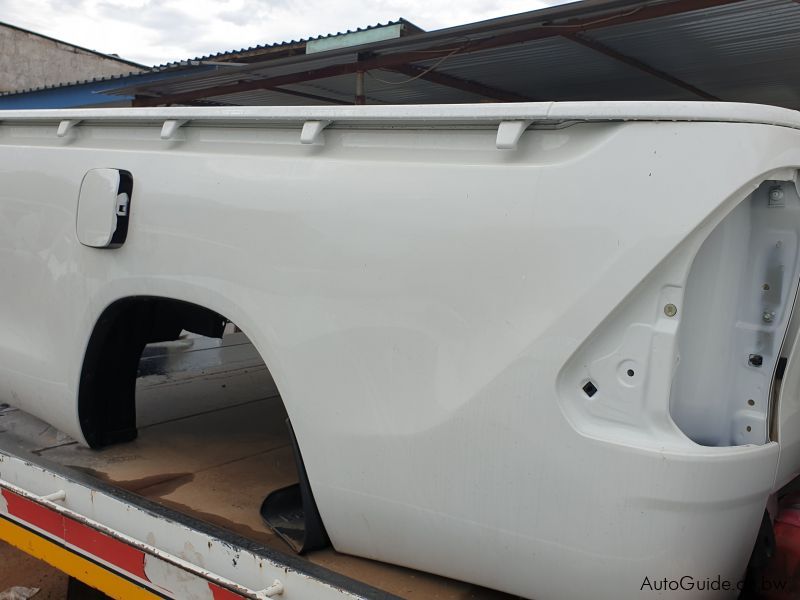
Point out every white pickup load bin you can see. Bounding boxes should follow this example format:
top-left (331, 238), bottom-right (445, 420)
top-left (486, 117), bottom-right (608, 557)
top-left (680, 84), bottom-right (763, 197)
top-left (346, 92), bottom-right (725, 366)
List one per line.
top-left (1, 102), bottom-right (800, 598)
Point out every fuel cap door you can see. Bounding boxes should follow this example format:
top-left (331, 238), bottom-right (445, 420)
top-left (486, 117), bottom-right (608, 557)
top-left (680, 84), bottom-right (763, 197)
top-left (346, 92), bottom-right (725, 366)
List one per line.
top-left (77, 168), bottom-right (133, 248)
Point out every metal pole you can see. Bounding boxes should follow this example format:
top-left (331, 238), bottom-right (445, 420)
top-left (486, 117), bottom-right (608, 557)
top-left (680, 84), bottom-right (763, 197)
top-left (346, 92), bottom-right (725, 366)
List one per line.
top-left (355, 71), bottom-right (365, 105)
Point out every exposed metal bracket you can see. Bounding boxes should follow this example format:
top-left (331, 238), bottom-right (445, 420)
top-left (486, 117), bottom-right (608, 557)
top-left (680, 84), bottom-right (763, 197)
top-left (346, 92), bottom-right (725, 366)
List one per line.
top-left (161, 119), bottom-right (188, 140)
top-left (57, 120), bottom-right (81, 137)
top-left (300, 120), bottom-right (331, 145)
top-left (496, 120), bottom-right (532, 150)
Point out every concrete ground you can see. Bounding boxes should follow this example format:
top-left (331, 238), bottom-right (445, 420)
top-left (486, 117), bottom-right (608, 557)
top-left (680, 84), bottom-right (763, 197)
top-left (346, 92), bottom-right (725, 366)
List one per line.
top-left (0, 540), bottom-right (67, 599)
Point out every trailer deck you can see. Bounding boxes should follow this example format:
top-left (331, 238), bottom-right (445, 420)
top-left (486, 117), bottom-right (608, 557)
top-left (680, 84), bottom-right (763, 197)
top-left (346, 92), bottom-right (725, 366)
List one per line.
top-left (0, 331), bottom-right (514, 599)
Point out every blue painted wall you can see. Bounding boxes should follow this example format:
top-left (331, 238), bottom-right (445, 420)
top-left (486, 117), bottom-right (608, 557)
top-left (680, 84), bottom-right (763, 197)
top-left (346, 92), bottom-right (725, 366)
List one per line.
top-left (0, 67), bottom-right (214, 109)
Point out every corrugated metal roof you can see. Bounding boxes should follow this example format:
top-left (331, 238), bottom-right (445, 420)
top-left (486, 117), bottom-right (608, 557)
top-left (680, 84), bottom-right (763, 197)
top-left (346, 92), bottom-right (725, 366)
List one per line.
top-left (0, 19), bottom-right (418, 98)
top-left (108, 0), bottom-right (800, 110)
top-left (0, 68), bottom-right (167, 97)
top-left (98, 1), bottom-right (659, 101)
top-left (150, 19), bottom-right (421, 70)
top-left (589, 0), bottom-right (800, 107)
top-left (209, 89), bottom-right (336, 106)
top-left (296, 72), bottom-right (485, 104)
top-left (182, 71), bottom-right (485, 106)
top-left (424, 36), bottom-right (699, 101)
top-left (4, 0), bottom-right (800, 112)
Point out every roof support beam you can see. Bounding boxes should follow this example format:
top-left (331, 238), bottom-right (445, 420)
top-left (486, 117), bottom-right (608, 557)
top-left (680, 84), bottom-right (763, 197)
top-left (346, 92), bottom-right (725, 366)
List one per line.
top-left (562, 33), bottom-right (719, 100)
top-left (562, 32), bottom-right (719, 100)
top-left (271, 87), bottom-right (351, 105)
top-left (132, 0), bottom-right (747, 107)
top-left (132, 64), bottom-right (379, 106)
top-left (385, 64), bottom-right (536, 102)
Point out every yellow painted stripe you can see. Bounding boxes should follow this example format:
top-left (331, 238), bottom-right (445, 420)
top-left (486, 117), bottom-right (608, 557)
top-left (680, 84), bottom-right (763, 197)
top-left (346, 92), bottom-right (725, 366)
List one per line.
top-left (0, 516), bottom-right (162, 600)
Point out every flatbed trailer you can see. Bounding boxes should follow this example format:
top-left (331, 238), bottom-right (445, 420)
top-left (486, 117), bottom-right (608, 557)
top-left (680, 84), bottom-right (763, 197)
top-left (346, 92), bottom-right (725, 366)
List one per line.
top-left (0, 332), bottom-right (509, 599)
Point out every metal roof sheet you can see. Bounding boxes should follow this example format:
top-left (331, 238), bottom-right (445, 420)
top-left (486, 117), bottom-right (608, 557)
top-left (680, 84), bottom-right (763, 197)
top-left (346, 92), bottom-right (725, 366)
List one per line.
top-left (210, 89), bottom-right (336, 106)
top-left (0, 70), bottom-right (136, 97)
top-left (0, 20), bottom-right (419, 98)
top-left (74, 0), bottom-right (661, 100)
top-left (293, 72), bottom-right (486, 104)
top-left (4, 0), bottom-right (800, 112)
top-left (589, 0), bottom-right (800, 107)
top-left (148, 19), bottom-right (421, 70)
top-left (424, 36), bottom-right (699, 101)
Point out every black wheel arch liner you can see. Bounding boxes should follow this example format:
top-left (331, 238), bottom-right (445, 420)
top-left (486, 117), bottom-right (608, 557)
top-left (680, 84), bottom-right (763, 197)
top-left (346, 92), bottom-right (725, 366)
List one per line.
top-left (78, 296), bottom-right (227, 448)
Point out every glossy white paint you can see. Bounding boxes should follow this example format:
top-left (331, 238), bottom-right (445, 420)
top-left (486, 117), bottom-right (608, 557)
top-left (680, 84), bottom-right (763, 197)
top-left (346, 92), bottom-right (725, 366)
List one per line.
top-left (2, 102), bottom-right (800, 599)
top-left (670, 181), bottom-right (800, 447)
top-left (76, 168), bottom-right (125, 248)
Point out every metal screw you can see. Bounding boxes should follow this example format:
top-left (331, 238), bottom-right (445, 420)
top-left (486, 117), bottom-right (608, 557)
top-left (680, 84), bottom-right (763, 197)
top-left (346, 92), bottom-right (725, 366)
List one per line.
top-left (664, 304), bottom-right (677, 317)
top-left (763, 311), bottom-right (775, 323)
top-left (769, 186), bottom-right (785, 203)
top-left (749, 354), bottom-right (764, 367)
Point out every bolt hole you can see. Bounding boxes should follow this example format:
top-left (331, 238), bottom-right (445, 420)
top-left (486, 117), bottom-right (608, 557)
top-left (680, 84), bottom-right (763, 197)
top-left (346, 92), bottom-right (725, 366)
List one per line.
top-left (582, 381), bottom-right (598, 398)
top-left (748, 399), bottom-right (755, 406)
top-left (746, 426), bottom-right (752, 432)
top-left (763, 283), bottom-right (771, 291)
top-left (626, 369), bottom-right (635, 377)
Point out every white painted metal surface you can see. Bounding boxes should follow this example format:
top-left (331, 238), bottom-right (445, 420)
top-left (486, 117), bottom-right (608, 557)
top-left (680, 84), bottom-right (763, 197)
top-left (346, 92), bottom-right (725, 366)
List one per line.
top-left (0, 101), bottom-right (799, 128)
top-left (0, 451), bottom-right (365, 599)
top-left (2, 102), bottom-right (800, 599)
top-left (76, 168), bottom-right (125, 248)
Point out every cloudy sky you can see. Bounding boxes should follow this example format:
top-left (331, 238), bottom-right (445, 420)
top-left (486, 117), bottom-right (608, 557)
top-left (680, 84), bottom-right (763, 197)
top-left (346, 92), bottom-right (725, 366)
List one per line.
top-left (0, 0), bottom-right (572, 66)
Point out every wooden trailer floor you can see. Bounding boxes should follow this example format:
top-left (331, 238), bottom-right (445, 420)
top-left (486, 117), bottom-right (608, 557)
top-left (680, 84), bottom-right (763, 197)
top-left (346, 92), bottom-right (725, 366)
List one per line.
top-left (0, 332), bottom-right (516, 600)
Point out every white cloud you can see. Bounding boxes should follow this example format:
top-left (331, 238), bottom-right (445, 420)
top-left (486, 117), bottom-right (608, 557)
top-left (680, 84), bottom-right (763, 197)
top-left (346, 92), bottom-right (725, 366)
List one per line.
top-left (0, 0), bottom-right (573, 66)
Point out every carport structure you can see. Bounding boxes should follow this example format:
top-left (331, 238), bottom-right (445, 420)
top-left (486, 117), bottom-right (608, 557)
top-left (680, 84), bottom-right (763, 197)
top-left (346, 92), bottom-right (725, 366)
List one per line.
top-left (117, 0), bottom-right (800, 110)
